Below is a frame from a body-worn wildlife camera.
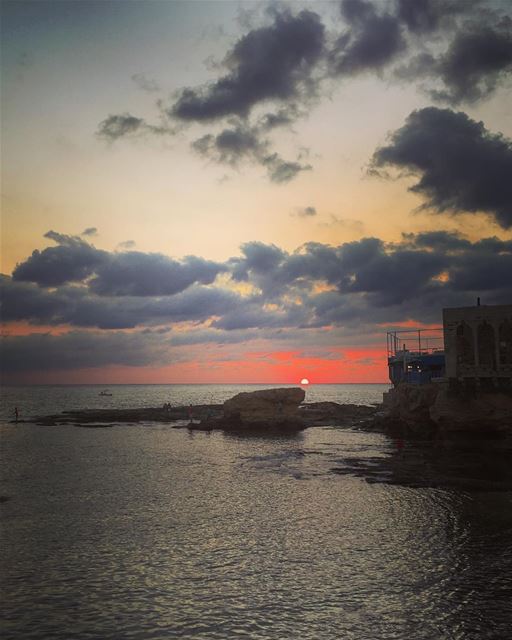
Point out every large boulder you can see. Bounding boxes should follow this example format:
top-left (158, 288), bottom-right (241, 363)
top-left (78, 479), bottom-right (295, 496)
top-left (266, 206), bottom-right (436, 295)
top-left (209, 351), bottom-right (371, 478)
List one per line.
top-left (222, 387), bottom-right (305, 431)
top-left (378, 382), bottom-right (512, 436)
top-left (431, 387), bottom-right (512, 434)
top-left (385, 383), bottom-right (439, 431)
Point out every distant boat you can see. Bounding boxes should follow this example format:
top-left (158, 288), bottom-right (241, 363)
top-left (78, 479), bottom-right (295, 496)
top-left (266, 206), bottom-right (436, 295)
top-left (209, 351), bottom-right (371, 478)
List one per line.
top-left (99, 390), bottom-right (112, 396)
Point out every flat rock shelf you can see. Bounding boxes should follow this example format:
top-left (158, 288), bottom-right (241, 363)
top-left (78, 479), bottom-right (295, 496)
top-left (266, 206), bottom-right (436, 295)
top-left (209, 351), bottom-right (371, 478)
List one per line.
top-left (24, 402), bottom-right (377, 431)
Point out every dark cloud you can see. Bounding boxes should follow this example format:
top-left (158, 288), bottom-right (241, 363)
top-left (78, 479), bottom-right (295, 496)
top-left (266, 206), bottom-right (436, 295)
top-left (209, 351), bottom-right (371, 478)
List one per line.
top-left (392, 5), bottom-right (512, 104)
top-left (330, 0), bottom-right (406, 75)
top-left (231, 241), bottom-right (286, 282)
top-left (1, 275), bottom-right (72, 325)
top-left (192, 122), bottom-right (264, 166)
top-left (0, 331), bottom-right (171, 374)
top-left (171, 10), bottom-right (325, 122)
top-left (12, 231), bottom-right (107, 286)
top-left (370, 107), bottom-right (512, 229)
top-left (211, 304), bottom-right (304, 331)
top-left (97, 113), bottom-right (147, 140)
top-left (97, 113), bottom-right (171, 141)
top-left (169, 327), bottom-right (256, 346)
top-left (229, 237), bottom-right (443, 304)
top-left (395, 0), bottom-right (469, 34)
top-left (89, 253), bottom-right (227, 297)
top-left (2, 233), bottom-right (511, 376)
top-left (81, 227), bottom-right (98, 237)
top-left (0, 277), bottom-right (241, 330)
top-left (433, 21), bottom-right (512, 104)
top-left (95, 3), bottom-right (512, 185)
top-left (192, 121), bottom-right (311, 182)
top-left (261, 153), bottom-right (312, 183)
top-left (227, 234), bottom-right (512, 322)
top-left (448, 242), bottom-right (512, 291)
top-left (259, 107), bottom-right (299, 130)
top-left (9, 231), bottom-right (508, 326)
top-left (11, 231), bottom-right (227, 296)
top-left (331, 1), bottom-right (512, 104)
top-left (401, 230), bottom-right (471, 252)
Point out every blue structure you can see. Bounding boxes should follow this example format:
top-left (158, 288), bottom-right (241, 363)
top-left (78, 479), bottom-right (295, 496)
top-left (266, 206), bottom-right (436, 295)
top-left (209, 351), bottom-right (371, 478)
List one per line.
top-left (387, 328), bottom-right (445, 387)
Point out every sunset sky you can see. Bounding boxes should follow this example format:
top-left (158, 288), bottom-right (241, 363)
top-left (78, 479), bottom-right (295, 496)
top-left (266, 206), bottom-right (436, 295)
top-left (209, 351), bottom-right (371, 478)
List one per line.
top-left (1, 0), bottom-right (512, 384)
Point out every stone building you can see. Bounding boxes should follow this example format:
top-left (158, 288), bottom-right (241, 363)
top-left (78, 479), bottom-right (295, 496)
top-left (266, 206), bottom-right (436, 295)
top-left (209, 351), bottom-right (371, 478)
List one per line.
top-left (443, 304), bottom-right (512, 380)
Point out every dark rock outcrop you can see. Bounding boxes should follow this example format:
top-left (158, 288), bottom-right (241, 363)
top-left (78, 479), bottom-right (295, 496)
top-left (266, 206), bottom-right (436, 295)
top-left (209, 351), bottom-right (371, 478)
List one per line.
top-left (431, 387), bottom-right (512, 434)
top-left (299, 401), bottom-right (376, 426)
top-left (26, 390), bottom-right (377, 433)
top-left (219, 387), bottom-right (306, 432)
top-left (370, 382), bottom-right (512, 437)
top-left (31, 404), bottom-right (223, 427)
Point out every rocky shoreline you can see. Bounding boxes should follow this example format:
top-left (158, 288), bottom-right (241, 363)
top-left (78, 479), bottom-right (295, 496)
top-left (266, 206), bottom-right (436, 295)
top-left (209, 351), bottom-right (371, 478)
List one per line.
top-left (26, 401), bottom-right (377, 431)
top-left (16, 387), bottom-right (377, 432)
top-left (366, 382), bottom-right (512, 439)
top-left (14, 384), bottom-right (512, 445)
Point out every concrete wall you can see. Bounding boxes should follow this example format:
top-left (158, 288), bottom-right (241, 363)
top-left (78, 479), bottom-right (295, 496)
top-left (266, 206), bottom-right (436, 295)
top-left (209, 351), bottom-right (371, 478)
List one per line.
top-left (443, 305), bottom-right (512, 379)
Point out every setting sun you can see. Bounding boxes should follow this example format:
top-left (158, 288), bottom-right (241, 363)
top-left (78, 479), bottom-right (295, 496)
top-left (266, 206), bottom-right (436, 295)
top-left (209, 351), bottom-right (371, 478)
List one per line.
top-left (300, 378), bottom-right (310, 385)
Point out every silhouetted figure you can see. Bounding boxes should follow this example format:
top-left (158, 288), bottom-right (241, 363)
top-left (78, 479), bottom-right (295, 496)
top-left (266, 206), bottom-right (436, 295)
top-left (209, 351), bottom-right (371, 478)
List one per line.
top-left (188, 404), bottom-right (193, 423)
top-left (14, 407), bottom-right (19, 423)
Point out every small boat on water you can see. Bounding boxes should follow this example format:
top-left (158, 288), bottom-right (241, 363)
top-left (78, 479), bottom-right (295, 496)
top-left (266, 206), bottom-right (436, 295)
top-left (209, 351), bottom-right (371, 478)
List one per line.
top-left (99, 390), bottom-right (112, 396)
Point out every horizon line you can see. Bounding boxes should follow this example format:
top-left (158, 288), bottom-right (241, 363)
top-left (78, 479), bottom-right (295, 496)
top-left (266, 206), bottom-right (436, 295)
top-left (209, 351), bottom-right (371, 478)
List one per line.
top-left (1, 381), bottom-right (390, 386)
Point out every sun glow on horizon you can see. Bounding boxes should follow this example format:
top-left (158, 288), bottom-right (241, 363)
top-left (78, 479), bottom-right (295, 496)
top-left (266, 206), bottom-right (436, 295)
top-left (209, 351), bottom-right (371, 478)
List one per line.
top-left (300, 378), bottom-right (310, 385)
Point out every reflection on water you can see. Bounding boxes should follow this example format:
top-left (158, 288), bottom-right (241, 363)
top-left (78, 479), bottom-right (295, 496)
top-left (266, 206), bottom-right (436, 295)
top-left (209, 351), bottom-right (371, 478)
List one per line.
top-left (331, 433), bottom-right (512, 491)
top-left (1, 422), bottom-right (511, 639)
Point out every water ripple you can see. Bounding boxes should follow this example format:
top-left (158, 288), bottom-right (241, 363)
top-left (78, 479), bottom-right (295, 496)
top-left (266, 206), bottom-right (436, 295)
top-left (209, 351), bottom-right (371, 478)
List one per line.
top-left (1, 423), bottom-right (511, 639)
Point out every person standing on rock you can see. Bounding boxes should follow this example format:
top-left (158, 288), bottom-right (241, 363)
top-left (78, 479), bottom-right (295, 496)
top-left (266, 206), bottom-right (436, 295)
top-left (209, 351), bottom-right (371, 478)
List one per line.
top-left (14, 407), bottom-right (19, 423)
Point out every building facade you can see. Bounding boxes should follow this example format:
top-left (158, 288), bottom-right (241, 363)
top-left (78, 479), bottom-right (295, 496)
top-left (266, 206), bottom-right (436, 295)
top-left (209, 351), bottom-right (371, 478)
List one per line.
top-left (443, 304), bottom-right (512, 380)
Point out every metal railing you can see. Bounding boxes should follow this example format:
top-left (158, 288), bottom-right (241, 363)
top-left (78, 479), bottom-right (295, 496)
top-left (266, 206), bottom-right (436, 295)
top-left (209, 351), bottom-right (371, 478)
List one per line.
top-left (387, 327), bottom-right (444, 359)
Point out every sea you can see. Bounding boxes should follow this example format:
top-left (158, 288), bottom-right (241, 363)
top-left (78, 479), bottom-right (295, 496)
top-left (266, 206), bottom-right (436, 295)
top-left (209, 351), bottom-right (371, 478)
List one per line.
top-left (1, 384), bottom-right (511, 640)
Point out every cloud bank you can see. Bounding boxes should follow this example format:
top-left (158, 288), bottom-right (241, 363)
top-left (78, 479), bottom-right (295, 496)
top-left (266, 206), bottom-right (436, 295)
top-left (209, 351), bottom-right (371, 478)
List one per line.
top-left (2, 228), bottom-right (511, 376)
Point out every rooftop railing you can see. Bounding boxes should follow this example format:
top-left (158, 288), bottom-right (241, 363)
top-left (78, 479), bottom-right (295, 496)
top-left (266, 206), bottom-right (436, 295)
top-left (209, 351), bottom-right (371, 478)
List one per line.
top-left (387, 327), bottom-right (444, 360)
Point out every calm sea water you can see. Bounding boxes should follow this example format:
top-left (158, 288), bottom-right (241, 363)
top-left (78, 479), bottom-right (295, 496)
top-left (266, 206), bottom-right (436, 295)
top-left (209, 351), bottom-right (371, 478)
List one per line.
top-left (0, 383), bottom-right (387, 423)
top-left (1, 384), bottom-right (511, 639)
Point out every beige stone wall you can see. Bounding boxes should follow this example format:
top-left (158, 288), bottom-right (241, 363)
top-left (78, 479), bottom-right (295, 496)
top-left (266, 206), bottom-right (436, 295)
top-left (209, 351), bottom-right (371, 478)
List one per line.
top-left (443, 304), bottom-right (512, 378)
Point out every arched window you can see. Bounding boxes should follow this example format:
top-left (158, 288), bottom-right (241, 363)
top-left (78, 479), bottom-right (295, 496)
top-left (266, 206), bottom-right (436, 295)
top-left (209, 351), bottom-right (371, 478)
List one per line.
top-left (456, 322), bottom-right (474, 366)
top-left (499, 319), bottom-right (512, 366)
top-left (478, 322), bottom-right (496, 370)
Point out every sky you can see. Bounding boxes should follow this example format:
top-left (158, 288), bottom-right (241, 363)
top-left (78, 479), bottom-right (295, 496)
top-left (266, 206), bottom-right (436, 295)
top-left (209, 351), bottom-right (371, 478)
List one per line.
top-left (1, 0), bottom-right (512, 384)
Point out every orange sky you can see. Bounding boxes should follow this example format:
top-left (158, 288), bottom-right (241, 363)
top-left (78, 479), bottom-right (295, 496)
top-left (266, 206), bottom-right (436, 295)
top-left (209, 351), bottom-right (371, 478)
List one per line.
top-left (3, 347), bottom-right (387, 385)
